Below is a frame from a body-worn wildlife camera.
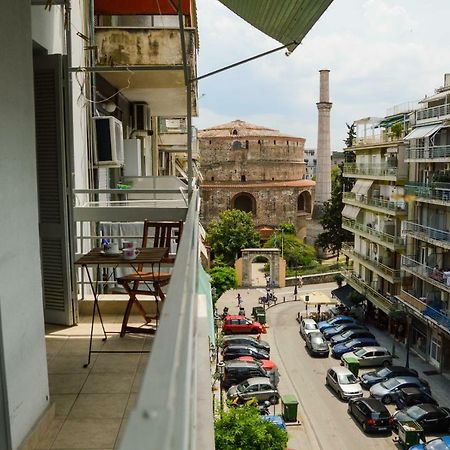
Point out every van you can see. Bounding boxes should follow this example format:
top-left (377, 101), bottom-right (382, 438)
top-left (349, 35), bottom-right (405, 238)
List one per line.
top-left (223, 360), bottom-right (268, 390)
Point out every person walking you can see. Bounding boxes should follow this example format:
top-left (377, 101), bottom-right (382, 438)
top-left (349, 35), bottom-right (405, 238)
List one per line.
top-left (237, 293), bottom-right (242, 307)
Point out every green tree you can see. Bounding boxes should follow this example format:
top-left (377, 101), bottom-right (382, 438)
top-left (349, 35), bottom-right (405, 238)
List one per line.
top-left (209, 264), bottom-right (237, 302)
top-left (215, 405), bottom-right (288, 450)
top-left (344, 122), bottom-right (356, 147)
top-left (315, 164), bottom-right (353, 259)
top-left (207, 210), bottom-right (260, 266)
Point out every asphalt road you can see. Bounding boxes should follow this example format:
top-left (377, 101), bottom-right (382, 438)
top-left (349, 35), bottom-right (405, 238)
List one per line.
top-left (265, 302), bottom-right (397, 450)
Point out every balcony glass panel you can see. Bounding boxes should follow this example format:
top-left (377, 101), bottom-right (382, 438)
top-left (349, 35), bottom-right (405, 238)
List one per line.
top-left (342, 218), bottom-right (405, 247)
top-left (402, 221), bottom-right (450, 246)
top-left (416, 103), bottom-right (450, 121)
top-left (405, 182), bottom-right (450, 204)
top-left (343, 163), bottom-right (402, 178)
top-left (406, 145), bottom-right (450, 160)
top-left (343, 192), bottom-right (407, 214)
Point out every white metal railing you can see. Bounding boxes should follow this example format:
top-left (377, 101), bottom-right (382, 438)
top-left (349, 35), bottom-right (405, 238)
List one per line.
top-left (342, 218), bottom-right (405, 247)
top-left (343, 163), bottom-right (403, 178)
top-left (416, 103), bottom-right (450, 121)
top-left (343, 192), bottom-right (407, 213)
top-left (406, 145), bottom-right (450, 160)
top-left (405, 182), bottom-right (450, 203)
top-left (402, 221), bottom-right (450, 244)
top-left (118, 188), bottom-right (214, 449)
top-left (386, 101), bottom-right (421, 116)
top-left (353, 133), bottom-right (404, 146)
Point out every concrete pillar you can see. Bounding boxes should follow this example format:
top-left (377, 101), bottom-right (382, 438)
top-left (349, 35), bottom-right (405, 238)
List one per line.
top-left (314, 69), bottom-right (333, 217)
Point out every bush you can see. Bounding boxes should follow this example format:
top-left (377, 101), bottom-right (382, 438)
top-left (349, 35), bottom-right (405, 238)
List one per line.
top-left (209, 264), bottom-right (237, 302)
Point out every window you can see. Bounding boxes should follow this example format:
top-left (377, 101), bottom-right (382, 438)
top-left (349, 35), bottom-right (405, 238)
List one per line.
top-left (273, 140), bottom-right (276, 145)
top-left (241, 175), bottom-right (246, 182)
top-left (232, 141), bottom-right (242, 150)
top-left (211, 176), bottom-right (214, 181)
top-left (232, 129), bottom-right (238, 135)
top-left (245, 140), bottom-right (249, 149)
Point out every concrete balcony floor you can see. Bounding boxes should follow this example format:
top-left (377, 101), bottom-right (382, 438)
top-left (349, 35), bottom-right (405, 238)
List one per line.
top-left (39, 314), bottom-right (153, 450)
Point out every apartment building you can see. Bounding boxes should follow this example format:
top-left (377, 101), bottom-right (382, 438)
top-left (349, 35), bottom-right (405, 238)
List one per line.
top-left (399, 74), bottom-right (450, 373)
top-left (342, 112), bottom-right (411, 330)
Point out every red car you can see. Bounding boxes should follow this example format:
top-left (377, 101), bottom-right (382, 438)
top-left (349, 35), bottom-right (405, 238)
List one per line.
top-left (222, 315), bottom-right (264, 335)
top-left (238, 356), bottom-right (278, 371)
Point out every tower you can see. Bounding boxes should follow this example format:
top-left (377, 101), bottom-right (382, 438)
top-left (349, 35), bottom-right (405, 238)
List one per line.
top-left (314, 69), bottom-right (332, 217)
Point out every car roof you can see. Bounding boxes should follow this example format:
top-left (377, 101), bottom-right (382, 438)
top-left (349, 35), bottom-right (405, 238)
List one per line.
top-left (225, 360), bottom-right (260, 368)
top-left (302, 318), bottom-right (317, 324)
top-left (225, 315), bottom-right (248, 320)
top-left (391, 376), bottom-right (422, 384)
top-left (358, 397), bottom-right (389, 412)
top-left (357, 346), bottom-right (389, 353)
top-left (329, 366), bottom-right (354, 375)
top-left (245, 377), bottom-right (273, 385)
top-left (224, 334), bottom-right (258, 340)
top-left (411, 403), bottom-right (440, 413)
top-left (224, 344), bottom-right (262, 351)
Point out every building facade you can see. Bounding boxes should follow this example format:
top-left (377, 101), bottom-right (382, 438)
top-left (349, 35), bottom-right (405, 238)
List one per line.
top-left (199, 120), bottom-right (315, 239)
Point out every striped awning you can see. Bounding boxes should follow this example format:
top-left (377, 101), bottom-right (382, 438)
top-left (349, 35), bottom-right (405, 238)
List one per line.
top-left (342, 205), bottom-right (361, 220)
top-left (218, 0), bottom-right (334, 52)
top-left (404, 124), bottom-right (443, 140)
top-left (351, 179), bottom-right (373, 196)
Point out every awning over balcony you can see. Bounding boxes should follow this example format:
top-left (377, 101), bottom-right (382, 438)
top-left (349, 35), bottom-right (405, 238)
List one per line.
top-left (404, 124), bottom-right (442, 140)
top-left (351, 179), bottom-right (373, 196)
top-left (218, 0), bottom-right (333, 52)
top-left (94, 0), bottom-right (191, 15)
top-left (342, 205), bottom-right (361, 220)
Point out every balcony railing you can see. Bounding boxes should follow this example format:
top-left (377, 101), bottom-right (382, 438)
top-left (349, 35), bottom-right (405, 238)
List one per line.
top-left (343, 163), bottom-right (403, 178)
top-left (342, 244), bottom-right (401, 281)
top-left (402, 221), bottom-right (450, 248)
top-left (416, 103), bottom-right (450, 121)
top-left (405, 182), bottom-right (450, 204)
top-left (342, 218), bottom-right (405, 248)
top-left (353, 133), bottom-right (404, 147)
top-left (343, 192), bottom-right (407, 214)
top-left (406, 145), bottom-right (450, 160)
top-left (401, 255), bottom-right (450, 294)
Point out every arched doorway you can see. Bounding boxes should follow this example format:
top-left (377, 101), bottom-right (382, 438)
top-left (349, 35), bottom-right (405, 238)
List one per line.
top-left (250, 255), bottom-right (270, 287)
top-left (232, 192), bottom-right (256, 214)
top-left (297, 191), bottom-right (312, 213)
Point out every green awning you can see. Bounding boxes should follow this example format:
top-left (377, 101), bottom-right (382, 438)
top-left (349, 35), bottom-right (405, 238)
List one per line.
top-left (376, 115), bottom-right (404, 129)
top-left (218, 0), bottom-right (334, 52)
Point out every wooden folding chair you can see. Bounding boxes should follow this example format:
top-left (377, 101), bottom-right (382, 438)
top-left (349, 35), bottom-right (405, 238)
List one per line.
top-left (117, 220), bottom-right (183, 336)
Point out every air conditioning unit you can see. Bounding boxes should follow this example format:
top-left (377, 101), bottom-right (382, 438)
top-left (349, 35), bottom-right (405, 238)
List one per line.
top-left (93, 116), bottom-right (124, 167)
top-left (131, 102), bottom-right (151, 131)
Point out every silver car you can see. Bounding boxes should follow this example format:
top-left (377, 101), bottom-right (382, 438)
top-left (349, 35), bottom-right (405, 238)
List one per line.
top-left (326, 366), bottom-right (363, 401)
top-left (370, 376), bottom-right (431, 404)
top-left (226, 377), bottom-right (280, 404)
top-left (341, 346), bottom-right (392, 367)
top-left (299, 318), bottom-right (319, 339)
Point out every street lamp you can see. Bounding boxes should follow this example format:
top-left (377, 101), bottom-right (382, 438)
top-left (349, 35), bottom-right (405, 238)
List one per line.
top-left (217, 361), bottom-right (225, 416)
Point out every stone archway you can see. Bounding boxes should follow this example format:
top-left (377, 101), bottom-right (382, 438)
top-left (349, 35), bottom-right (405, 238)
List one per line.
top-left (232, 192), bottom-right (256, 214)
top-left (235, 248), bottom-right (286, 288)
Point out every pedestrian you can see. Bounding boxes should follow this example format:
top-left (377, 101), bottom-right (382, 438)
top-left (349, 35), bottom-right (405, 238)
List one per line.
top-left (237, 293), bottom-right (242, 307)
top-left (298, 275), bottom-right (303, 288)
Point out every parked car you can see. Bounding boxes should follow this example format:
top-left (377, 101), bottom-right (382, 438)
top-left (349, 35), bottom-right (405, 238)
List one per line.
top-left (305, 332), bottom-right (329, 357)
top-left (360, 366), bottom-right (419, 389)
top-left (393, 404), bottom-right (450, 434)
top-left (299, 318), bottom-right (319, 339)
top-left (331, 337), bottom-right (379, 359)
top-left (238, 356), bottom-right (278, 371)
top-left (222, 360), bottom-right (269, 390)
top-left (318, 316), bottom-right (357, 333)
top-left (341, 346), bottom-right (392, 367)
top-left (325, 366), bottom-right (363, 401)
top-left (227, 377), bottom-right (280, 404)
top-left (330, 329), bottom-right (375, 346)
top-left (395, 387), bottom-right (438, 410)
top-left (222, 315), bottom-right (264, 335)
top-left (222, 335), bottom-right (270, 353)
top-left (222, 344), bottom-right (269, 361)
top-left (323, 323), bottom-right (367, 340)
top-left (370, 377), bottom-right (431, 404)
top-left (347, 397), bottom-right (393, 433)
top-left (410, 436), bottom-right (450, 450)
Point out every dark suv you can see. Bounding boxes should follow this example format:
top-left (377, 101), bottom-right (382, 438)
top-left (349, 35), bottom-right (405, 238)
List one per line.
top-left (222, 335), bottom-right (270, 353)
top-left (222, 360), bottom-right (269, 390)
top-left (223, 344), bottom-right (269, 361)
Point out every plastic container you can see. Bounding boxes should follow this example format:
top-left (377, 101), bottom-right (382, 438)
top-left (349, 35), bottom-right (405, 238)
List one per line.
top-left (397, 420), bottom-right (425, 448)
top-left (281, 394), bottom-right (298, 423)
top-left (342, 354), bottom-right (360, 377)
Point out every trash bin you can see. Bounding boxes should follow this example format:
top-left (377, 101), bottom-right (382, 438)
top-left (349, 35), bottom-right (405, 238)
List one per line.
top-left (397, 420), bottom-right (425, 449)
top-left (342, 354), bottom-right (360, 377)
top-left (281, 394), bottom-right (298, 423)
top-left (252, 307), bottom-right (266, 325)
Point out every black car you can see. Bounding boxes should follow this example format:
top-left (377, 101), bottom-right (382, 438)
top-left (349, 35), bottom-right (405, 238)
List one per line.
top-left (222, 360), bottom-right (269, 390)
top-left (330, 329), bottom-right (375, 346)
top-left (395, 387), bottom-right (438, 410)
top-left (347, 397), bottom-right (393, 433)
top-left (393, 404), bottom-right (450, 434)
top-left (360, 366), bottom-right (419, 389)
top-left (323, 323), bottom-right (367, 340)
top-left (222, 335), bottom-right (270, 353)
top-left (305, 332), bottom-right (329, 357)
top-left (222, 344), bottom-right (269, 361)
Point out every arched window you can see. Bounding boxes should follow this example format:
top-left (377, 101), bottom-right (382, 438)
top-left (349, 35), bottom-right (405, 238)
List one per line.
top-left (298, 191), bottom-right (312, 213)
top-left (241, 175), bottom-right (246, 182)
top-left (232, 141), bottom-right (242, 150)
top-left (232, 129), bottom-right (238, 135)
top-left (232, 193), bottom-right (256, 214)
top-left (211, 176), bottom-right (214, 181)
top-left (245, 140), bottom-right (249, 149)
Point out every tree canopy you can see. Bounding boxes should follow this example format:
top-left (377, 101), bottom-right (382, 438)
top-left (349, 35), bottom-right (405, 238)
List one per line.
top-left (209, 264), bottom-right (237, 303)
top-left (315, 164), bottom-right (353, 256)
top-left (215, 405), bottom-right (288, 450)
top-left (207, 210), bottom-right (260, 266)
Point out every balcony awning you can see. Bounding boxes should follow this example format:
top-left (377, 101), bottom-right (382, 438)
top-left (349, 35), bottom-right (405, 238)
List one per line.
top-left (342, 205), bottom-right (361, 220)
top-left (218, 0), bottom-right (333, 52)
top-left (404, 124), bottom-right (442, 140)
top-left (351, 179), bottom-right (373, 195)
top-left (94, 0), bottom-right (191, 15)
top-left (331, 284), bottom-right (357, 308)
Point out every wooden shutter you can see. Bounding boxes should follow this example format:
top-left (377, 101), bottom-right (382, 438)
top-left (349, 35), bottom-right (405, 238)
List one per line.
top-left (34, 54), bottom-right (76, 325)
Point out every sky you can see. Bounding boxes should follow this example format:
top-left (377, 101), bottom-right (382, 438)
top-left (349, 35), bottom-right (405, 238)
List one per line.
top-left (193, 0), bottom-right (450, 151)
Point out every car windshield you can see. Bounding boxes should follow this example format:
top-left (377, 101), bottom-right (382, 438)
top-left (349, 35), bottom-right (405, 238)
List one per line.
top-left (311, 336), bottom-right (325, 345)
top-left (338, 373), bottom-right (358, 384)
top-left (407, 405), bottom-right (428, 420)
top-left (381, 378), bottom-right (401, 390)
top-left (344, 339), bottom-right (358, 348)
top-left (372, 410), bottom-right (390, 419)
top-left (354, 348), bottom-right (366, 357)
top-left (375, 367), bottom-right (391, 377)
top-left (237, 381), bottom-right (249, 392)
top-left (341, 330), bottom-right (353, 338)
top-left (334, 325), bottom-right (345, 332)
top-left (305, 323), bottom-right (318, 330)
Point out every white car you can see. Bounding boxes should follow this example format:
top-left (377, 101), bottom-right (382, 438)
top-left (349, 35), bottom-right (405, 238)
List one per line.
top-left (299, 318), bottom-right (319, 339)
top-left (326, 366), bottom-right (363, 401)
top-left (341, 346), bottom-right (392, 367)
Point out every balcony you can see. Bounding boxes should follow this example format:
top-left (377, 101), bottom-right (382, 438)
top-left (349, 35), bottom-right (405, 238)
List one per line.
top-left (343, 192), bottom-right (407, 216)
top-left (402, 221), bottom-right (450, 250)
top-left (405, 182), bottom-right (450, 206)
top-left (416, 103), bottom-right (450, 123)
top-left (342, 244), bottom-right (401, 283)
top-left (343, 163), bottom-right (406, 181)
top-left (406, 145), bottom-right (450, 162)
top-left (343, 270), bottom-right (396, 314)
top-left (351, 133), bottom-right (404, 150)
top-left (342, 218), bottom-right (405, 251)
top-left (401, 255), bottom-right (450, 295)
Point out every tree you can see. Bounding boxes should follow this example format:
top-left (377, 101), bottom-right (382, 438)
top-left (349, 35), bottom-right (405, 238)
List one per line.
top-left (215, 405), bottom-right (288, 450)
top-left (209, 264), bottom-right (237, 302)
top-left (207, 210), bottom-right (260, 266)
top-left (315, 164), bottom-right (353, 259)
top-left (344, 122), bottom-right (356, 147)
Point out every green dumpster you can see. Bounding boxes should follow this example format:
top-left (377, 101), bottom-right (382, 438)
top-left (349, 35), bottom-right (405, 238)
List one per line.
top-left (342, 354), bottom-right (360, 377)
top-left (397, 420), bottom-right (425, 449)
top-left (281, 395), bottom-right (298, 423)
top-left (252, 307), bottom-right (266, 325)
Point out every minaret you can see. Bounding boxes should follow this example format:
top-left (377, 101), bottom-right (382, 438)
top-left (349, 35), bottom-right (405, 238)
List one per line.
top-left (314, 69), bottom-right (332, 217)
